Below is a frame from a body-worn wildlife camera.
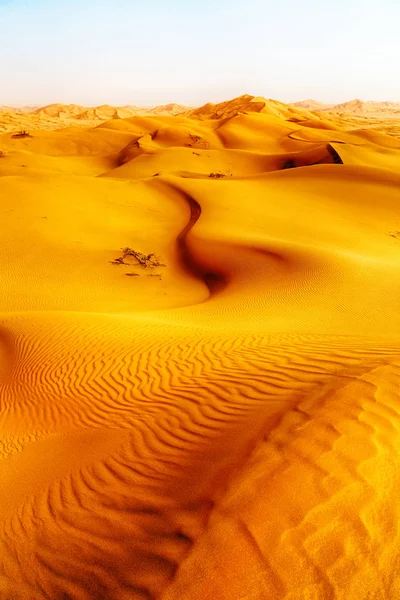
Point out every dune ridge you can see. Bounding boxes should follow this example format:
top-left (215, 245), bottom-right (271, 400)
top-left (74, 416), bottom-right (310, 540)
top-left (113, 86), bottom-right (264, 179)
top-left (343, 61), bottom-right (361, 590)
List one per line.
top-left (2, 95), bottom-right (400, 137)
top-left (0, 95), bottom-right (400, 599)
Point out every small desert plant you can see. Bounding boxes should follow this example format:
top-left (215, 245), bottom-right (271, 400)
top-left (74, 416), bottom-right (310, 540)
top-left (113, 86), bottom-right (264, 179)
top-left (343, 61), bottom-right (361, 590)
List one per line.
top-left (12, 130), bottom-right (32, 139)
top-left (111, 248), bottom-right (166, 269)
top-left (187, 133), bottom-right (202, 147)
top-left (209, 170), bottom-right (232, 179)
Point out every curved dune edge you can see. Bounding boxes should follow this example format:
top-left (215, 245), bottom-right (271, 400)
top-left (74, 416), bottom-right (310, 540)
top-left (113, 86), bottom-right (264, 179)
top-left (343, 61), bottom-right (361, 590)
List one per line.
top-left (1, 104), bottom-right (400, 599)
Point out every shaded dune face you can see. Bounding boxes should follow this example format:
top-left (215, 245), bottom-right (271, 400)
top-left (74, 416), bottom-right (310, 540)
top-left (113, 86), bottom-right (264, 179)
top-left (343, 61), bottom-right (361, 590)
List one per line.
top-left (0, 101), bottom-right (400, 599)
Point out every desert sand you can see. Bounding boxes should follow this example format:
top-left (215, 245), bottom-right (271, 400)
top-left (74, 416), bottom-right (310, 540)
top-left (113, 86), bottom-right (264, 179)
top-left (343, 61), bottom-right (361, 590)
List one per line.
top-left (1, 94), bottom-right (400, 599)
top-left (0, 103), bottom-right (189, 135)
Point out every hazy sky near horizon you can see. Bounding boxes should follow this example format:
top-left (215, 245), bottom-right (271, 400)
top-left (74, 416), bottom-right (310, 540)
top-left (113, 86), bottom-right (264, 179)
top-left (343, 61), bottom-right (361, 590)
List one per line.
top-left (1, 0), bottom-right (399, 106)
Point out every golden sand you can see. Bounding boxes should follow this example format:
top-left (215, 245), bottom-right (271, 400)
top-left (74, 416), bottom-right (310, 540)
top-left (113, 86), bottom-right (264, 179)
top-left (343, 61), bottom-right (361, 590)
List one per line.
top-left (0, 95), bottom-right (400, 599)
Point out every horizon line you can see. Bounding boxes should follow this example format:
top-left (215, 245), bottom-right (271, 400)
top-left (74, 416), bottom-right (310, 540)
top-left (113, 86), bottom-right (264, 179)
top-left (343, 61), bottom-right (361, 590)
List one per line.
top-left (2, 95), bottom-right (400, 110)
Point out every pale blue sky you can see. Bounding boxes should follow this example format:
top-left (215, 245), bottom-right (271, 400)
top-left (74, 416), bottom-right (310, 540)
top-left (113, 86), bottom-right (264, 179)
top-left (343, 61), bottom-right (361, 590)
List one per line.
top-left (1, 0), bottom-right (399, 106)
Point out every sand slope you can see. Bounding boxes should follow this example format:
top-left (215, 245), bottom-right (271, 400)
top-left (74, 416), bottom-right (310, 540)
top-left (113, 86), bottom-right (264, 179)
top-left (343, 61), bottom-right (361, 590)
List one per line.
top-left (0, 97), bottom-right (400, 599)
top-left (292, 98), bottom-right (400, 118)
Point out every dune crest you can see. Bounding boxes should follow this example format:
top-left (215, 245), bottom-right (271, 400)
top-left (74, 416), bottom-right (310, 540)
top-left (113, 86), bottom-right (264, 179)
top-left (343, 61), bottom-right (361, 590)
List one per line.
top-left (0, 95), bottom-right (400, 599)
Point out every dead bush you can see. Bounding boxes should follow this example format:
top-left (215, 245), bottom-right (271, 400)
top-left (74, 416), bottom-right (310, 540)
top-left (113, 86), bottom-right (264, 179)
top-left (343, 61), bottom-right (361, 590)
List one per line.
top-left (12, 130), bottom-right (32, 139)
top-left (110, 248), bottom-right (166, 269)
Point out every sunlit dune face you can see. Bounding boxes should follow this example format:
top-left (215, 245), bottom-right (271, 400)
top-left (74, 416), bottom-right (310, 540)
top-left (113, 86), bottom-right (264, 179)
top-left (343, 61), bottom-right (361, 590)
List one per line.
top-left (0, 97), bottom-right (400, 599)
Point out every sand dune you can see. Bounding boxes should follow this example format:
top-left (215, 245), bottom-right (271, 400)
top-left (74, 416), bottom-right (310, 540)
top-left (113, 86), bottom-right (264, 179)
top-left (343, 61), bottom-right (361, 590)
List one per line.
top-left (0, 95), bottom-right (400, 599)
top-left (181, 94), bottom-right (316, 122)
top-left (291, 99), bottom-right (334, 111)
top-left (149, 103), bottom-right (189, 116)
top-left (322, 99), bottom-right (400, 117)
top-left (0, 103), bottom-right (190, 135)
top-left (293, 98), bottom-right (400, 119)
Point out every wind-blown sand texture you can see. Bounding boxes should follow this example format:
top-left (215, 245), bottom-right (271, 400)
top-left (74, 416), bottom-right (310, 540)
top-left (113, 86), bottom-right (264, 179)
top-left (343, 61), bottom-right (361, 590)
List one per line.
top-left (1, 94), bottom-right (400, 599)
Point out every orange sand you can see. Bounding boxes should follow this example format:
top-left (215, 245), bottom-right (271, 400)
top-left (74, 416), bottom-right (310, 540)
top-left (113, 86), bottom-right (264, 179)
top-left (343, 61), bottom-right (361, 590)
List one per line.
top-left (1, 95), bottom-right (400, 599)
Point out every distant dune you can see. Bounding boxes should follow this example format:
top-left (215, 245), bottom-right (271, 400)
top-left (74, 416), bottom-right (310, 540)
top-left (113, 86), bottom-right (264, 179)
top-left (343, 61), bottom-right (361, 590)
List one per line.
top-left (291, 99), bottom-right (334, 110)
top-left (0, 105), bottom-right (38, 114)
top-left (149, 103), bottom-right (189, 115)
top-left (2, 95), bottom-right (400, 135)
top-left (0, 94), bottom-right (400, 599)
top-left (181, 93), bottom-right (317, 121)
top-left (32, 103), bottom-right (87, 117)
top-left (292, 98), bottom-right (400, 117)
top-left (322, 99), bottom-right (400, 116)
top-left (0, 105), bottom-right (25, 113)
top-left (0, 102), bottom-right (190, 133)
